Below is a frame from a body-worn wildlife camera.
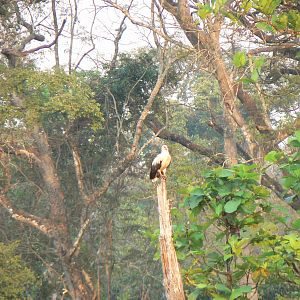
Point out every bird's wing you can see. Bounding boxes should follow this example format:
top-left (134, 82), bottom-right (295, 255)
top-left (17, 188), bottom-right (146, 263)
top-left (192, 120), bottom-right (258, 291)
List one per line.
top-left (150, 155), bottom-right (162, 179)
top-left (160, 152), bottom-right (171, 170)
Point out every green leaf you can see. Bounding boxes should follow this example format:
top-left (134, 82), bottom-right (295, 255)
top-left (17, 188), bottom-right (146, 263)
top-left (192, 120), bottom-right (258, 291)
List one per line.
top-left (292, 219), bottom-right (300, 230)
top-left (224, 199), bottom-right (241, 213)
top-left (255, 22), bottom-right (274, 32)
top-left (281, 176), bottom-right (297, 189)
top-left (224, 253), bottom-right (233, 261)
top-left (215, 283), bottom-right (231, 294)
top-left (188, 289), bottom-right (201, 300)
top-left (264, 150), bottom-right (282, 163)
top-left (197, 4), bottom-right (212, 19)
top-left (252, 185), bottom-right (270, 198)
top-left (218, 185), bottom-right (232, 196)
top-left (272, 14), bottom-right (288, 30)
top-left (250, 69), bottom-right (259, 82)
top-left (190, 232), bottom-right (204, 242)
top-left (232, 51), bottom-right (247, 68)
top-left (215, 203), bottom-right (223, 216)
top-left (289, 139), bottom-right (300, 148)
top-left (241, 0), bottom-right (252, 12)
top-left (253, 56), bottom-right (265, 69)
top-left (196, 283), bottom-right (208, 289)
top-left (215, 168), bottom-right (235, 178)
top-left (240, 77), bottom-right (254, 84)
top-left (190, 187), bottom-right (204, 196)
top-left (295, 131), bottom-right (300, 143)
top-left (187, 195), bottom-right (203, 209)
top-left (254, 0), bottom-right (281, 15)
top-left (229, 286), bottom-right (252, 300)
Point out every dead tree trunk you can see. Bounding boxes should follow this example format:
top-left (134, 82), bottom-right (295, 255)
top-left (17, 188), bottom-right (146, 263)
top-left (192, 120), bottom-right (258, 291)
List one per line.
top-left (156, 178), bottom-right (185, 300)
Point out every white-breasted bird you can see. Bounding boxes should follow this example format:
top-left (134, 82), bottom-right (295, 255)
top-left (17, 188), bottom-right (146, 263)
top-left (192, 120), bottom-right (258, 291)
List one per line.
top-left (149, 145), bottom-right (171, 181)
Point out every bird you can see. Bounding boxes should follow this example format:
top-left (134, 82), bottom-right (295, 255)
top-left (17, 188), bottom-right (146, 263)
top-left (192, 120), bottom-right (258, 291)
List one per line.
top-left (149, 145), bottom-right (171, 181)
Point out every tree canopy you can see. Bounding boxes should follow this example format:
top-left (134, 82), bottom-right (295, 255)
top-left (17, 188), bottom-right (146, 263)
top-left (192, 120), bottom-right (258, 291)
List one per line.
top-left (0, 0), bottom-right (299, 299)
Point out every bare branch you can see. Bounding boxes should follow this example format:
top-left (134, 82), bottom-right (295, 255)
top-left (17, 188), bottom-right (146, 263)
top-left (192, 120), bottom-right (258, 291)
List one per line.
top-left (14, 3), bottom-right (45, 51)
top-left (109, 11), bottom-right (128, 70)
top-left (74, 0), bottom-right (97, 70)
top-left (22, 19), bottom-right (67, 55)
top-left (248, 43), bottom-right (300, 55)
top-left (68, 0), bottom-right (78, 74)
top-left (68, 214), bottom-right (93, 258)
top-left (69, 140), bottom-right (89, 203)
top-left (147, 117), bottom-right (225, 164)
top-left (104, 0), bottom-right (191, 50)
top-left (52, 0), bottom-right (60, 68)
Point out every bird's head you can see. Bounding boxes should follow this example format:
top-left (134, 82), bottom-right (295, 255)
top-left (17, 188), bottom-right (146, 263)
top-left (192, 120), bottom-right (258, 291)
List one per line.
top-left (161, 145), bottom-right (169, 152)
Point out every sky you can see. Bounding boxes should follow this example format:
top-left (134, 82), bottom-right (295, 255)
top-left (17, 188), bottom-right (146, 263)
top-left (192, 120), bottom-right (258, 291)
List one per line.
top-left (33, 0), bottom-right (156, 71)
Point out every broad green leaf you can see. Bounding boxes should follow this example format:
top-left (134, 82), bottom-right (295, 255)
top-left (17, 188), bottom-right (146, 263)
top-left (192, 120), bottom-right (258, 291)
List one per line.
top-left (241, 0), bottom-right (252, 12)
top-left (214, 0), bottom-right (228, 13)
top-left (292, 219), bottom-right (300, 230)
top-left (215, 283), bottom-right (231, 294)
top-left (224, 199), bottom-right (241, 213)
top-left (215, 168), bottom-right (235, 178)
top-left (229, 285), bottom-right (252, 300)
top-left (251, 69), bottom-right (259, 82)
top-left (254, 0), bottom-right (281, 15)
top-left (253, 56), bottom-right (265, 69)
top-left (197, 4), bottom-right (212, 19)
top-left (240, 77), bottom-right (254, 84)
top-left (188, 290), bottom-right (199, 300)
top-left (252, 185), bottom-right (270, 198)
top-left (295, 131), bottom-right (300, 143)
top-left (264, 150), bottom-right (282, 163)
top-left (190, 232), bottom-right (204, 242)
top-left (281, 176), bottom-right (297, 189)
top-left (218, 185), bottom-right (232, 196)
top-left (185, 194), bottom-right (203, 209)
top-left (289, 139), bottom-right (300, 148)
top-left (272, 14), bottom-right (288, 30)
top-left (287, 10), bottom-right (300, 31)
top-left (224, 253), bottom-right (233, 261)
top-left (215, 203), bottom-right (223, 216)
top-left (255, 22), bottom-right (274, 32)
top-left (196, 283), bottom-right (207, 289)
top-left (190, 187), bottom-right (205, 196)
top-left (232, 51), bottom-right (247, 67)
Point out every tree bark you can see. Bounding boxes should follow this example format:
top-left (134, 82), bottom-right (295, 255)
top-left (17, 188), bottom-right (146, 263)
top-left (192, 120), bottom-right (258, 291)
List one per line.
top-left (156, 178), bottom-right (185, 300)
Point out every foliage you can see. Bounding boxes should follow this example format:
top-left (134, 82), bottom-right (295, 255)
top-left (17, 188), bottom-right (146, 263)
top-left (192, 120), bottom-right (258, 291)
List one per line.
top-left (174, 132), bottom-right (300, 299)
top-left (265, 131), bottom-right (300, 201)
top-left (0, 68), bottom-right (103, 131)
top-left (0, 241), bottom-right (37, 299)
top-left (197, 0), bottom-right (300, 32)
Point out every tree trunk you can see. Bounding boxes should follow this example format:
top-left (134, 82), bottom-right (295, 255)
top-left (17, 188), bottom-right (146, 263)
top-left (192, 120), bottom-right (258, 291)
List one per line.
top-left (156, 179), bottom-right (185, 300)
top-left (105, 217), bottom-right (113, 300)
top-left (223, 106), bottom-right (238, 165)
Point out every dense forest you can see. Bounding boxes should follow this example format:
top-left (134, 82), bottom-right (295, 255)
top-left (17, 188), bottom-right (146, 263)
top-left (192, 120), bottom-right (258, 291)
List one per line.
top-left (0, 0), bottom-right (299, 299)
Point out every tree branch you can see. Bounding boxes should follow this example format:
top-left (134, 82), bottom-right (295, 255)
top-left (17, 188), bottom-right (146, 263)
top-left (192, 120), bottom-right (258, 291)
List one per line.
top-left (23, 19), bottom-right (67, 55)
top-left (89, 53), bottom-right (173, 203)
top-left (248, 43), bottom-right (300, 55)
top-left (68, 214), bottom-right (92, 258)
top-left (0, 194), bottom-right (54, 236)
top-left (147, 117), bottom-right (225, 164)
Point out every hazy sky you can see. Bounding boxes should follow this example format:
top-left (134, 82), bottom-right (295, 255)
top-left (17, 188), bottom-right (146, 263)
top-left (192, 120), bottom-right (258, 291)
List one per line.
top-left (35, 0), bottom-right (154, 70)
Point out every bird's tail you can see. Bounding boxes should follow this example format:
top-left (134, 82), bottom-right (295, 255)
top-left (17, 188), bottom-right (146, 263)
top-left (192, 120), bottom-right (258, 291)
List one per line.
top-left (150, 169), bottom-right (158, 180)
